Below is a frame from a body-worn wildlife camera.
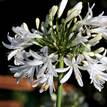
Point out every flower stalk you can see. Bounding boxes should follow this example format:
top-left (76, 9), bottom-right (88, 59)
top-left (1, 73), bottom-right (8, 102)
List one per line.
top-left (56, 56), bottom-right (64, 107)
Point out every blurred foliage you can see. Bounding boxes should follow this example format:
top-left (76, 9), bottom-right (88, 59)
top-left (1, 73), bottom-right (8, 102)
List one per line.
top-left (61, 89), bottom-right (88, 107)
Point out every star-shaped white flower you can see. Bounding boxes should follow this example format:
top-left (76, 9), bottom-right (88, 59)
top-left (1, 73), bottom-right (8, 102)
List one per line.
top-left (56, 55), bottom-right (84, 87)
top-left (83, 55), bottom-right (107, 91)
top-left (9, 49), bottom-right (44, 83)
top-left (32, 60), bottom-right (57, 95)
top-left (3, 23), bottom-right (42, 61)
top-left (30, 46), bottom-right (58, 95)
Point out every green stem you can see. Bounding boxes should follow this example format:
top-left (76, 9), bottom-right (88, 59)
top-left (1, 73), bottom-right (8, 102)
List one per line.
top-left (56, 56), bottom-right (64, 107)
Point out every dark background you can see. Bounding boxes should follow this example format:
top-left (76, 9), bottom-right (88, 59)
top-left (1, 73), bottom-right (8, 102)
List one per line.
top-left (0, 0), bottom-right (107, 107)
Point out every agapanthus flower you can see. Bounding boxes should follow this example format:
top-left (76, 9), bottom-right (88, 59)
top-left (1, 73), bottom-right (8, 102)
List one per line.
top-left (2, 23), bottom-right (42, 61)
top-left (10, 50), bottom-right (43, 83)
top-left (82, 54), bottom-right (107, 91)
top-left (10, 46), bottom-right (58, 94)
top-left (31, 46), bottom-right (58, 94)
top-left (56, 55), bottom-right (84, 87)
top-left (3, 0), bottom-right (107, 95)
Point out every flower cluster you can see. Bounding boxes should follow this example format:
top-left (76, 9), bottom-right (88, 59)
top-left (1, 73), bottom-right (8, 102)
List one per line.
top-left (3, 0), bottom-right (107, 94)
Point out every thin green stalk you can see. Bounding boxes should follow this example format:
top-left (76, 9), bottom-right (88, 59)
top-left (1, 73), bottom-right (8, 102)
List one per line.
top-left (56, 56), bottom-right (64, 107)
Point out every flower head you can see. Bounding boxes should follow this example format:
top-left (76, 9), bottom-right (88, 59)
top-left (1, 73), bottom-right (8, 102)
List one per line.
top-left (3, 0), bottom-right (107, 94)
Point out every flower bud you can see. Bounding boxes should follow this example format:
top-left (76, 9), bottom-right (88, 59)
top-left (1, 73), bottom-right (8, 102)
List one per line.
top-left (58, 0), bottom-right (68, 18)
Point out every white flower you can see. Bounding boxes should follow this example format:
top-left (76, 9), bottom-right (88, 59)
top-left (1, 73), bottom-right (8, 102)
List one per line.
top-left (3, 0), bottom-right (107, 94)
top-left (83, 3), bottom-right (95, 20)
top-left (84, 16), bottom-right (107, 27)
top-left (10, 59), bottom-right (43, 84)
top-left (80, 4), bottom-right (107, 27)
top-left (83, 55), bottom-right (107, 91)
top-left (56, 55), bottom-right (84, 87)
top-left (9, 47), bottom-right (44, 83)
top-left (13, 66), bottom-right (36, 84)
top-left (30, 46), bottom-right (58, 94)
top-left (80, 3), bottom-right (107, 27)
top-left (12, 23), bottom-right (42, 39)
top-left (3, 23), bottom-right (42, 61)
top-left (77, 3), bottom-right (94, 29)
top-left (58, 0), bottom-right (68, 18)
top-left (32, 60), bottom-right (57, 95)
top-left (90, 69), bottom-right (107, 91)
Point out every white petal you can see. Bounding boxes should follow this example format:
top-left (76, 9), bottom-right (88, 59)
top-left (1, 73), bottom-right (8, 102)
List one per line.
top-left (34, 34), bottom-right (42, 39)
top-left (29, 50), bottom-right (42, 60)
top-left (64, 58), bottom-right (72, 66)
top-left (95, 47), bottom-right (104, 54)
top-left (48, 76), bottom-right (54, 95)
top-left (48, 60), bottom-right (57, 76)
top-left (38, 63), bottom-right (48, 76)
top-left (49, 85), bottom-right (54, 95)
top-left (48, 75), bottom-right (53, 86)
top-left (7, 34), bottom-right (14, 42)
top-left (2, 42), bottom-right (15, 49)
top-left (10, 65), bottom-right (27, 72)
top-left (40, 77), bottom-right (47, 84)
top-left (100, 73), bottom-right (107, 81)
top-left (27, 67), bottom-right (35, 75)
top-left (84, 3), bottom-right (95, 20)
top-left (40, 46), bottom-right (48, 56)
top-left (27, 60), bottom-right (43, 66)
top-left (21, 23), bottom-right (29, 31)
top-left (58, 0), bottom-right (68, 18)
top-left (55, 67), bottom-right (70, 73)
top-left (49, 53), bottom-right (58, 62)
top-left (85, 16), bottom-right (107, 27)
top-left (39, 89), bottom-right (44, 93)
top-left (77, 54), bottom-right (84, 63)
top-left (14, 58), bottom-right (24, 65)
top-left (32, 80), bottom-right (40, 87)
top-left (100, 57), bottom-right (107, 64)
top-left (94, 64), bottom-right (105, 72)
top-left (14, 72), bottom-right (23, 77)
top-left (74, 66), bottom-right (83, 87)
top-left (93, 82), bottom-right (102, 92)
top-left (8, 50), bottom-right (18, 60)
top-left (61, 68), bottom-right (73, 83)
